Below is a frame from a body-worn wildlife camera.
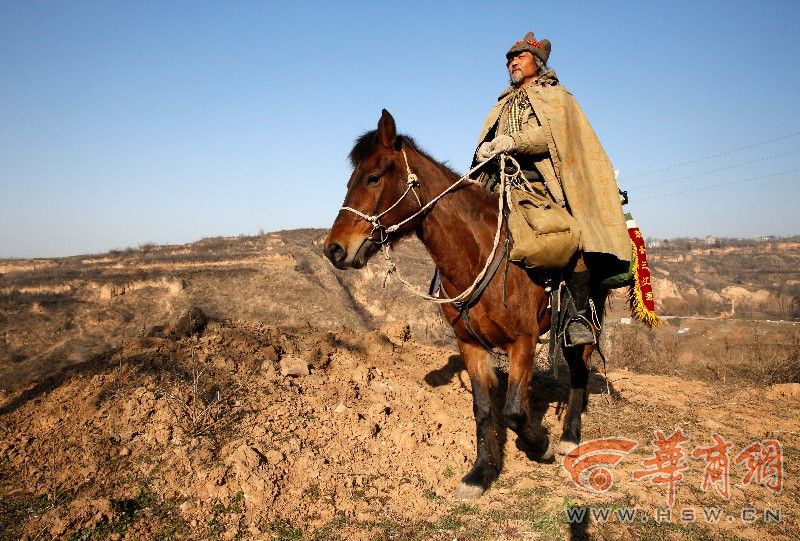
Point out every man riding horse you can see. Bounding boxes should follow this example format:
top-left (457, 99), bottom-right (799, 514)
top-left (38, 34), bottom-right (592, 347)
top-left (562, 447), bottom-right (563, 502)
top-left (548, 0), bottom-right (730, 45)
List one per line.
top-left (324, 32), bottom-right (637, 498)
top-left (473, 31), bottom-right (630, 346)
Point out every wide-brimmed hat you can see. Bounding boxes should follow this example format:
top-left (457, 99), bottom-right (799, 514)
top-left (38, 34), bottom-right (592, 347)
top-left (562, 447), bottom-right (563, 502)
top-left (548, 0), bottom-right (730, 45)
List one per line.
top-left (506, 32), bottom-right (551, 64)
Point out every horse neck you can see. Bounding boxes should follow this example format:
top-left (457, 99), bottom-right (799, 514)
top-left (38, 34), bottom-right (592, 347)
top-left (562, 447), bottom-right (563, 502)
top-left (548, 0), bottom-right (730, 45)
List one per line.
top-left (406, 149), bottom-right (499, 290)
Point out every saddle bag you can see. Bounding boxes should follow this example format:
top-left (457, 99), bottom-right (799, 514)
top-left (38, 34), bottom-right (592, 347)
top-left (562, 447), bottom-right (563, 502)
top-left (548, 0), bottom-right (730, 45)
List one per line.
top-left (507, 187), bottom-right (581, 271)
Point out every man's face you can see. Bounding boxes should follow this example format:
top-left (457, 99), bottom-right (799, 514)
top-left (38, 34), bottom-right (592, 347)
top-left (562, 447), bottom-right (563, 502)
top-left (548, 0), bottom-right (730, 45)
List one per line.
top-left (507, 51), bottom-right (538, 87)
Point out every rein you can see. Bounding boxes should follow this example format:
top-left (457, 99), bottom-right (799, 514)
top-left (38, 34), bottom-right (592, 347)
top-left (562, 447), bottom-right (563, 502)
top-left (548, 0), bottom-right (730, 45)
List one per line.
top-left (340, 148), bottom-right (523, 305)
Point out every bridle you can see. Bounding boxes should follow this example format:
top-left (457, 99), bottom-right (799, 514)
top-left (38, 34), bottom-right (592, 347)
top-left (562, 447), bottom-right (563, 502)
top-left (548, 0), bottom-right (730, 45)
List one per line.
top-left (339, 147), bottom-right (456, 245)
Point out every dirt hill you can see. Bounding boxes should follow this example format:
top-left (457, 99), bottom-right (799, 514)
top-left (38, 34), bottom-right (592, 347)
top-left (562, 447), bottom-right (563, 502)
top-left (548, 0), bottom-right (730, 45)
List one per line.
top-left (1, 231), bottom-right (798, 540)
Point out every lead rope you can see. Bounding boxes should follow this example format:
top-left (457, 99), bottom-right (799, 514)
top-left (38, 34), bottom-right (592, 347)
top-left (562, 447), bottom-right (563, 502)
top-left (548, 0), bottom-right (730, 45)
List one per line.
top-left (401, 146), bottom-right (423, 207)
top-left (586, 298), bottom-right (613, 402)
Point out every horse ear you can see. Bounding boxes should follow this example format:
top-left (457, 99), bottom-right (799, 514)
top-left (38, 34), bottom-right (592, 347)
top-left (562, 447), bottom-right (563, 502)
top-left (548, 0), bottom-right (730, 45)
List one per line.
top-left (377, 109), bottom-right (397, 149)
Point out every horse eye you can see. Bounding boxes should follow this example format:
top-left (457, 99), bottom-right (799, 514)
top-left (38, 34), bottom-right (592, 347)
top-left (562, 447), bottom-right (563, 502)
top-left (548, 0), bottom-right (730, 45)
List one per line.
top-left (366, 174), bottom-right (381, 185)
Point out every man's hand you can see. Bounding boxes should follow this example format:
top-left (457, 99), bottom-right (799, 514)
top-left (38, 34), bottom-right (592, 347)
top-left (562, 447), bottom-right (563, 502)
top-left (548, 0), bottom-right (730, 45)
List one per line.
top-left (490, 134), bottom-right (515, 154)
top-left (477, 142), bottom-right (495, 161)
top-left (477, 134), bottom-right (516, 162)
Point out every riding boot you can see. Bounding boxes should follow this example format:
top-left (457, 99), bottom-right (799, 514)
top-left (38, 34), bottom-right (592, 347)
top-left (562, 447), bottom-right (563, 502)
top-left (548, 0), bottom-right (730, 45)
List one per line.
top-left (565, 270), bottom-right (596, 347)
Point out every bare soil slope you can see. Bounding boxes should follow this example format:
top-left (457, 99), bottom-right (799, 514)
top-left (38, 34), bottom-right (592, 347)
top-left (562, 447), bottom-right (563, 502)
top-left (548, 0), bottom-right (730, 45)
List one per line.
top-left (1, 232), bottom-right (798, 540)
top-left (1, 230), bottom-right (450, 393)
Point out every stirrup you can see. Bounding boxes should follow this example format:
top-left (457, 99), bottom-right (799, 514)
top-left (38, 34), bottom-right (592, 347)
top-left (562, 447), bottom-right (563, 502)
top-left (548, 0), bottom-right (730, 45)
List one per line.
top-left (563, 314), bottom-right (596, 348)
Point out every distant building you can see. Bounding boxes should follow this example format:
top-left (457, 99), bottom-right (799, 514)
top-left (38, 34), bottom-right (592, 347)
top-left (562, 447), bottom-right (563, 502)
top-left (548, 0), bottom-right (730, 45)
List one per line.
top-left (754, 235), bottom-right (775, 242)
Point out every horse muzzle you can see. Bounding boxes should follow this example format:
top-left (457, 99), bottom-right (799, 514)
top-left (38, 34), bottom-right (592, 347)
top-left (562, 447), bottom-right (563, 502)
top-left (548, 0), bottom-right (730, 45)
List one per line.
top-left (323, 236), bottom-right (376, 270)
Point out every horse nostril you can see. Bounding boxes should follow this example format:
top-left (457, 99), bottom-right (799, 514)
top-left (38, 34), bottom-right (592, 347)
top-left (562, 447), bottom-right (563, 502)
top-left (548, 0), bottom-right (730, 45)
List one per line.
top-left (324, 242), bottom-right (347, 264)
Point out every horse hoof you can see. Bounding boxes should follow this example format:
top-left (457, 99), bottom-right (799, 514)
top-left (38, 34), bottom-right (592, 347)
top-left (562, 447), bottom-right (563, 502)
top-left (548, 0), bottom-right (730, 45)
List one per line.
top-left (453, 482), bottom-right (485, 500)
top-left (539, 440), bottom-right (555, 461)
top-left (515, 434), bottom-right (554, 463)
top-left (557, 440), bottom-right (578, 456)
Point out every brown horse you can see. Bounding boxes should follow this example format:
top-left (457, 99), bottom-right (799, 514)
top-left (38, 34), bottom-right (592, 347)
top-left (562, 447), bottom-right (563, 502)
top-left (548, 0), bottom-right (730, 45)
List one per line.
top-left (324, 110), bottom-right (606, 499)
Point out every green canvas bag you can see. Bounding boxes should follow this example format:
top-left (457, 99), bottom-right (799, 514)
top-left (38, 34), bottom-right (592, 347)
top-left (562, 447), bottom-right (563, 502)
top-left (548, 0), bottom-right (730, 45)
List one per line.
top-left (599, 211), bottom-right (635, 288)
top-left (507, 188), bottom-right (580, 271)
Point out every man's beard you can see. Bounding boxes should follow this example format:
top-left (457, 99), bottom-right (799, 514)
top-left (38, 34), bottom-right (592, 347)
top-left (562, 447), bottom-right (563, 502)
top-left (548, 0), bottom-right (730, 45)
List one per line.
top-left (509, 71), bottom-right (524, 86)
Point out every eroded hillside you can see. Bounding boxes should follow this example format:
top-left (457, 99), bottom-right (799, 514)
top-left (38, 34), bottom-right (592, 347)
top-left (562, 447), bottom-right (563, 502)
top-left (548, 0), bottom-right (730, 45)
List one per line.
top-left (1, 230), bottom-right (450, 392)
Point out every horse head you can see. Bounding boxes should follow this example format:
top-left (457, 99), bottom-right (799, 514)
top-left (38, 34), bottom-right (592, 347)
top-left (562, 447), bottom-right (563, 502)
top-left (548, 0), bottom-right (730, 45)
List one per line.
top-left (324, 109), bottom-right (422, 269)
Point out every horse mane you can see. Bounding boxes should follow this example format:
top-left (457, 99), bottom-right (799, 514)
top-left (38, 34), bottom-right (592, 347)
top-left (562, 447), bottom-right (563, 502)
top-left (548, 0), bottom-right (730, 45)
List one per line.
top-left (349, 130), bottom-right (461, 180)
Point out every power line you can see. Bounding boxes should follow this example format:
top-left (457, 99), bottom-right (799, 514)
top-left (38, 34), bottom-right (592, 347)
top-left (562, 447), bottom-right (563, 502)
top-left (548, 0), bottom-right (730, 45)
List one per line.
top-left (634, 168), bottom-right (800, 202)
top-left (618, 130), bottom-right (800, 182)
top-left (628, 149), bottom-right (800, 191)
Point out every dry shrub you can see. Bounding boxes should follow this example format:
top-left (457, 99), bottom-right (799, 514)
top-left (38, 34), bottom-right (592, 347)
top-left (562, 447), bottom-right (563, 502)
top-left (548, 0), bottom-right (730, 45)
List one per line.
top-left (157, 353), bottom-right (247, 447)
top-left (164, 368), bottom-right (230, 438)
top-left (607, 321), bottom-right (800, 386)
top-left (606, 322), bottom-right (679, 376)
top-left (733, 330), bottom-right (800, 385)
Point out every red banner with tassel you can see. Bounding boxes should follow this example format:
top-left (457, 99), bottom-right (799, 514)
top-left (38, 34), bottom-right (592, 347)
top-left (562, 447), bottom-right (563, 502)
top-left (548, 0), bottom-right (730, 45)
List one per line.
top-left (625, 213), bottom-right (662, 328)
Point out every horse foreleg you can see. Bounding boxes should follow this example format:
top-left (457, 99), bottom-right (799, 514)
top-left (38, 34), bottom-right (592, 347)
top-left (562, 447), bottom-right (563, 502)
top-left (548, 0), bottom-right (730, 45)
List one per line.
top-left (503, 336), bottom-right (553, 461)
top-left (454, 341), bottom-right (505, 500)
top-left (558, 344), bottom-right (590, 455)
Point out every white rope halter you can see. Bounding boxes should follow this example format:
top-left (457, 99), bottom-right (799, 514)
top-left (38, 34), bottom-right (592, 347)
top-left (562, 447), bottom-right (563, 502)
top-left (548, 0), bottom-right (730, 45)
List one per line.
top-left (339, 148), bottom-right (424, 243)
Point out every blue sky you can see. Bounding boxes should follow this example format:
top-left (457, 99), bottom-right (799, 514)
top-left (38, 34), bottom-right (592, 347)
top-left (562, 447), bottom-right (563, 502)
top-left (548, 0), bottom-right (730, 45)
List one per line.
top-left (2, 1), bottom-right (799, 258)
